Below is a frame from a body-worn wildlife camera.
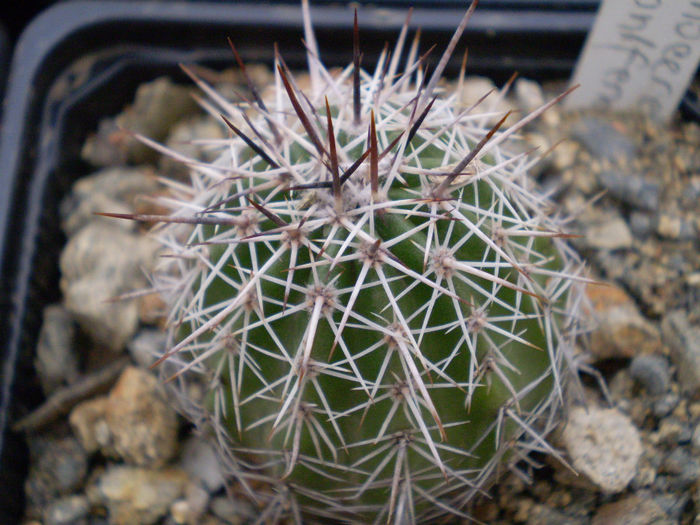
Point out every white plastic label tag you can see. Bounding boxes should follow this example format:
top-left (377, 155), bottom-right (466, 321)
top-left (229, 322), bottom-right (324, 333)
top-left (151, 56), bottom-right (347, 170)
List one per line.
top-left (565, 0), bottom-right (700, 121)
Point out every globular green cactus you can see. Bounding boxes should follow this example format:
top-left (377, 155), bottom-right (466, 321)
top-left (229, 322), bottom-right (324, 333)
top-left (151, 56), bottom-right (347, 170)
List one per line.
top-left (117, 1), bottom-right (588, 522)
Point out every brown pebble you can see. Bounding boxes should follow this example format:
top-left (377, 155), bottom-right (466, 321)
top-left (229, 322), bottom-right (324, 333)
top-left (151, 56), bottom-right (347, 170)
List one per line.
top-left (106, 367), bottom-right (179, 467)
top-left (591, 494), bottom-right (667, 525)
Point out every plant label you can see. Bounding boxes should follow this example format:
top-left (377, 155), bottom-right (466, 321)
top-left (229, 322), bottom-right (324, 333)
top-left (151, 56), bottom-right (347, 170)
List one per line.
top-left (566, 0), bottom-right (700, 121)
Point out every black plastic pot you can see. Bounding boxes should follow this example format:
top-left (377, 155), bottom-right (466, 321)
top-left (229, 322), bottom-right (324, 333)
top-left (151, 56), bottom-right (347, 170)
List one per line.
top-left (0, 1), bottom-right (598, 521)
top-left (0, 21), bottom-right (8, 113)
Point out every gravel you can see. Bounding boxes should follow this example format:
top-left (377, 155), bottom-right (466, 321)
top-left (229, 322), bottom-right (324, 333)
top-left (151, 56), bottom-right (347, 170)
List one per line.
top-left (17, 71), bottom-right (700, 524)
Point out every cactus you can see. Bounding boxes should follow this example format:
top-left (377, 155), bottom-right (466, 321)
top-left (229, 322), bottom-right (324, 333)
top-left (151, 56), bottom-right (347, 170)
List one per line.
top-left (110, 1), bottom-right (588, 522)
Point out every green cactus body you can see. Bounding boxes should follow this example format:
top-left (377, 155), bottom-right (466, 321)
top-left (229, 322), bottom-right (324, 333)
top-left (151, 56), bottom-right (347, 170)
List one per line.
top-left (143, 1), bottom-right (586, 522)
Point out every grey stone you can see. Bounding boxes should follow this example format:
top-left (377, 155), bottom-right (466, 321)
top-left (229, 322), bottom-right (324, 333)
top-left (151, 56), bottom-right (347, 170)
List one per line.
top-left (654, 416), bottom-right (691, 447)
top-left (59, 222), bottom-right (160, 352)
top-left (653, 492), bottom-right (690, 521)
top-left (651, 393), bottom-right (680, 418)
top-left (209, 496), bottom-right (254, 525)
top-left (666, 252), bottom-right (688, 275)
top-left (515, 78), bottom-right (560, 127)
top-left (561, 406), bottom-right (642, 493)
top-left (127, 329), bottom-right (167, 369)
top-left (515, 77), bottom-right (546, 113)
top-left (662, 448), bottom-right (694, 475)
top-left (680, 176), bottom-right (700, 209)
top-left (572, 118), bottom-right (637, 161)
top-left (583, 213), bottom-right (633, 250)
top-left (106, 367), bottom-right (179, 467)
top-left (44, 494), bottom-right (90, 525)
top-left (597, 170), bottom-right (661, 211)
top-left (88, 465), bottom-right (188, 525)
top-left (662, 311), bottom-right (700, 395)
top-left (661, 448), bottom-right (700, 489)
top-left (629, 355), bottom-right (670, 395)
top-left (179, 436), bottom-right (225, 493)
top-left (679, 425), bottom-right (693, 444)
top-left (25, 436), bottom-right (89, 514)
top-left (35, 304), bottom-right (80, 395)
top-left (651, 414), bottom-right (693, 448)
top-left (629, 212), bottom-right (654, 238)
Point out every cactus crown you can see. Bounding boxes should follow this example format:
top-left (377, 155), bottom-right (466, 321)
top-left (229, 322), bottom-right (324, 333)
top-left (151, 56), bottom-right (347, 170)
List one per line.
top-left (122, 1), bottom-right (587, 522)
